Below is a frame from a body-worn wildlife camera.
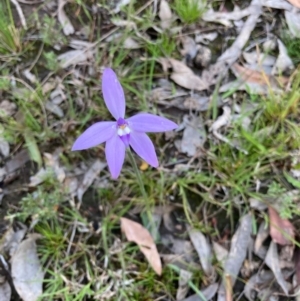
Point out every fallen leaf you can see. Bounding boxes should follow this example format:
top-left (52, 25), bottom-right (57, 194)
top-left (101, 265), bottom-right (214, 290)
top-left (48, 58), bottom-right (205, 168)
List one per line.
top-left (22, 69), bottom-right (37, 84)
top-left (161, 58), bottom-right (208, 91)
top-left (180, 36), bottom-right (198, 60)
top-left (182, 283), bottom-right (218, 301)
top-left (254, 221), bottom-right (268, 259)
top-left (159, 0), bottom-right (172, 29)
top-left (176, 269), bottom-right (192, 301)
top-left (285, 8), bottom-right (300, 38)
top-left (0, 100), bottom-right (17, 117)
top-left (123, 37), bottom-right (141, 49)
top-left (0, 137), bottom-right (9, 157)
top-left (188, 228), bottom-right (214, 277)
top-left (244, 270), bottom-right (274, 301)
top-left (209, 106), bottom-right (231, 132)
top-left (265, 241), bottom-right (289, 295)
top-left (268, 206), bottom-right (294, 245)
top-left (212, 241), bottom-right (228, 266)
top-left (286, 0), bottom-right (300, 8)
top-left (217, 214), bottom-right (252, 300)
top-left (0, 281), bottom-right (11, 301)
top-left (58, 49), bottom-right (94, 68)
top-left (45, 101), bottom-right (64, 118)
top-left (272, 39), bottom-right (294, 74)
top-left (11, 235), bottom-right (44, 301)
top-left (218, 0), bottom-right (262, 65)
top-left (57, 0), bottom-right (74, 35)
top-left (294, 247), bottom-right (300, 285)
top-left (120, 217), bottom-right (162, 275)
top-left (263, 0), bottom-right (293, 10)
top-left (77, 160), bottom-right (106, 202)
top-left (0, 223), bottom-right (27, 256)
top-left (180, 115), bottom-right (206, 156)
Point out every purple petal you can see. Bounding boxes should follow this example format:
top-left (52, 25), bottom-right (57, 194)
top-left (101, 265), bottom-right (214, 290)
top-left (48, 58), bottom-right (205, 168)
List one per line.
top-left (72, 121), bottom-right (116, 151)
top-left (129, 132), bottom-right (158, 167)
top-left (127, 113), bottom-right (178, 133)
top-left (105, 135), bottom-right (126, 179)
top-left (102, 68), bottom-right (125, 120)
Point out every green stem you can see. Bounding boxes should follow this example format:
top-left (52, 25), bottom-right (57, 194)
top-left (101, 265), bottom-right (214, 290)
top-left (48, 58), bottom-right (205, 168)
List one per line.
top-left (128, 150), bottom-right (147, 200)
top-left (127, 150), bottom-right (159, 240)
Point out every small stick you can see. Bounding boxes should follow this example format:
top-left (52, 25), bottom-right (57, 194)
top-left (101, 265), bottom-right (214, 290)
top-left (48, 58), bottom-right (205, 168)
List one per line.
top-left (10, 0), bottom-right (27, 29)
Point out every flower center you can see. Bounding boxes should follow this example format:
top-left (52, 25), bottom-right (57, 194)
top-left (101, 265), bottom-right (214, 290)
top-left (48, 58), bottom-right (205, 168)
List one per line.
top-left (117, 118), bottom-right (131, 137)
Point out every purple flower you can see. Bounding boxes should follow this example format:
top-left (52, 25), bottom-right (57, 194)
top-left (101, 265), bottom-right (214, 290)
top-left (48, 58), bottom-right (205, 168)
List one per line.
top-left (72, 68), bottom-right (178, 179)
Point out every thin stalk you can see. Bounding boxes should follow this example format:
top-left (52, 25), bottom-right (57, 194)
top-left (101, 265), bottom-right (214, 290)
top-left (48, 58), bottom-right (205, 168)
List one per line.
top-left (127, 150), bottom-right (159, 240)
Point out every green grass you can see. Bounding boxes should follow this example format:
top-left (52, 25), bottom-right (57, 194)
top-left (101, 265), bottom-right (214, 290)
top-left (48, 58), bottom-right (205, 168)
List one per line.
top-left (0, 0), bottom-right (22, 55)
top-left (173, 0), bottom-right (207, 24)
top-left (1, 0), bottom-right (300, 300)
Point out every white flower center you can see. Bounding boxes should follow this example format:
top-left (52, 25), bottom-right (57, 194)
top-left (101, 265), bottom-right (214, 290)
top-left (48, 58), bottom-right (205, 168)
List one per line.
top-left (117, 125), bottom-right (131, 136)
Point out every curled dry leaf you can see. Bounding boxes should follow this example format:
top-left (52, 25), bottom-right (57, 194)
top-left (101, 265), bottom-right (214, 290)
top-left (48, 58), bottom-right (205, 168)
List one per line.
top-left (268, 206), bottom-right (294, 245)
top-left (11, 235), bottom-right (44, 301)
top-left (57, 0), bottom-right (75, 35)
top-left (120, 217), bottom-right (162, 275)
top-left (160, 58), bottom-right (208, 91)
top-left (159, 0), bottom-right (172, 29)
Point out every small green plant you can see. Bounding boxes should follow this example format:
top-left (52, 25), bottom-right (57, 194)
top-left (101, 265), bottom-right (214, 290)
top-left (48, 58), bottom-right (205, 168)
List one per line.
top-left (44, 51), bottom-right (60, 71)
top-left (173, 0), bottom-right (206, 24)
top-left (282, 33), bottom-right (300, 64)
top-left (0, 1), bottom-right (21, 55)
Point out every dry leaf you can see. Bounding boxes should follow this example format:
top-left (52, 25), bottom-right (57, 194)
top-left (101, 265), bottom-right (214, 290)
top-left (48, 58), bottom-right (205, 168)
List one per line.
top-left (268, 206), bottom-right (294, 245)
top-left (77, 159), bottom-right (106, 202)
top-left (176, 269), bottom-right (192, 301)
top-left (0, 281), bottom-right (11, 301)
top-left (161, 58), bottom-right (208, 91)
top-left (57, 0), bottom-right (74, 35)
top-left (180, 115), bottom-right (206, 156)
top-left (212, 242), bottom-right (228, 266)
top-left (272, 39), bottom-right (294, 74)
top-left (123, 37), bottom-right (141, 49)
top-left (45, 101), bottom-right (64, 118)
top-left (0, 223), bottom-right (27, 256)
top-left (294, 247), bottom-right (300, 285)
top-left (159, 0), bottom-right (172, 29)
top-left (183, 283), bottom-right (218, 301)
top-left (11, 235), bottom-right (44, 301)
top-left (285, 8), bottom-right (300, 38)
top-left (265, 241), bottom-right (289, 295)
top-left (263, 0), bottom-right (293, 10)
top-left (217, 214), bottom-right (252, 300)
top-left (0, 100), bottom-right (17, 117)
top-left (188, 229), bottom-right (214, 277)
top-left (286, 0), bottom-right (300, 8)
top-left (120, 217), bottom-right (162, 275)
top-left (180, 36), bottom-right (198, 60)
top-left (216, 0), bottom-right (262, 66)
top-left (0, 138), bottom-right (9, 158)
top-left (58, 49), bottom-right (94, 68)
